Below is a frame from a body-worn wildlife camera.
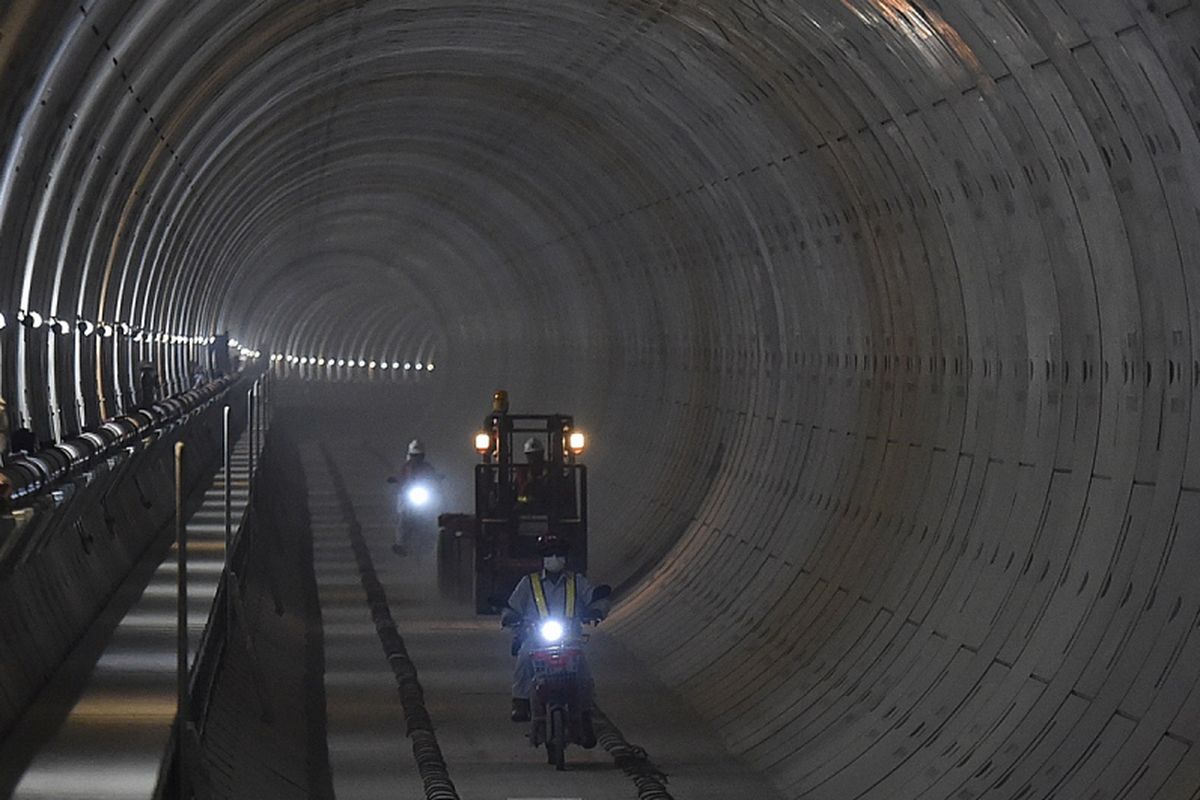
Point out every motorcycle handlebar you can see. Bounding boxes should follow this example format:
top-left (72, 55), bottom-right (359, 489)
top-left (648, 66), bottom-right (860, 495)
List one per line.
top-left (505, 612), bottom-right (605, 630)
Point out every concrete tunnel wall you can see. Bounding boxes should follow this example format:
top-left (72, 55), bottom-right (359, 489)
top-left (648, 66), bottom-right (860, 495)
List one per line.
top-left (1, 1), bottom-right (1199, 797)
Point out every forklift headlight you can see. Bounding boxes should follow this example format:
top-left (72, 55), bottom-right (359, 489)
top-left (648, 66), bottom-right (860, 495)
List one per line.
top-left (474, 432), bottom-right (491, 454)
top-left (568, 431), bottom-right (586, 454)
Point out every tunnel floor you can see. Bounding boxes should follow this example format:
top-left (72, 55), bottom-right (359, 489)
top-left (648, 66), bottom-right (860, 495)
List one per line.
top-left (0, 417), bottom-right (784, 799)
top-left (303, 435), bottom-right (783, 799)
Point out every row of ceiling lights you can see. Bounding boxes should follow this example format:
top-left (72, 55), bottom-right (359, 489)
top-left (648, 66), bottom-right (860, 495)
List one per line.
top-left (1, 310), bottom-right (262, 357)
top-left (227, 338), bottom-right (263, 359)
top-left (272, 354), bottom-right (435, 372)
top-left (3, 309), bottom-right (195, 342)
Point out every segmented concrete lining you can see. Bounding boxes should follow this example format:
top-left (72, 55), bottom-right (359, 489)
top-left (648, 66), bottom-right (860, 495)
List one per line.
top-left (1, 2), bottom-right (1199, 797)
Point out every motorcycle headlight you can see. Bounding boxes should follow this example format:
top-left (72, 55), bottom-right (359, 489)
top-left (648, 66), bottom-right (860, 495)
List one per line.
top-left (406, 485), bottom-right (432, 507)
top-left (539, 619), bottom-right (565, 643)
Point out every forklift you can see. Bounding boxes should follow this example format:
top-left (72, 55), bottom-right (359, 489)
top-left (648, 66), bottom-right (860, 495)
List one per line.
top-left (437, 390), bottom-right (589, 613)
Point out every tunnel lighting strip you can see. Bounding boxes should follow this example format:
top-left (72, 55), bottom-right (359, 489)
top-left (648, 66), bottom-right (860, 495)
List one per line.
top-left (0, 309), bottom-right (263, 358)
top-left (0, 309), bottom-right (262, 352)
top-left (270, 353), bottom-right (435, 372)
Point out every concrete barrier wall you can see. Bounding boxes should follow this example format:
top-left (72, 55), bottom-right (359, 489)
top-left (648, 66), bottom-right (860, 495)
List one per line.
top-left (0, 399), bottom-right (241, 739)
top-left (186, 423), bottom-right (332, 800)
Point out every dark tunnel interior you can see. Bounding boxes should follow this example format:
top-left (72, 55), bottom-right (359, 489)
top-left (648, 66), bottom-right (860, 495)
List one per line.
top-left (1, 1), bottom-right (1200, 797)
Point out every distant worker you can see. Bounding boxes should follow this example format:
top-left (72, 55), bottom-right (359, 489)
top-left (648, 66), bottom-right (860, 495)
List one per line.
top-left (209, 331), bottom-right (231, 377)
top-left (137, 361), bottom-right (159, 409)
top-left (515, 437), bottom-right (549, 512)
top-left (188, 361), bottom-right (206, 388)
top-left (502, 534), bottom-right (609, 746)
top-left (391, 438), bottom-right (440, 556)
top-left (10, 427), bottom-right (37, 455)
top-left (0, 396), bottom-right (9, 466)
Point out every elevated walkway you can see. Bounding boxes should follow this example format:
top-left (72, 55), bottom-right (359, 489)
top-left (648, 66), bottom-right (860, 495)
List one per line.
top-left (0, 434), bottom-right (258, 799)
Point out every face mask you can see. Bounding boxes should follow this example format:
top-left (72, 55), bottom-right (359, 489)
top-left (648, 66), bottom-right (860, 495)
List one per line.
top-left (543, 556), bottom-right (566, 573)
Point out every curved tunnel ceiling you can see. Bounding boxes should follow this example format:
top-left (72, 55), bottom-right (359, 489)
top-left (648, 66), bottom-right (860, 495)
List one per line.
top-left (3, 0), bottom-right (1200, 796)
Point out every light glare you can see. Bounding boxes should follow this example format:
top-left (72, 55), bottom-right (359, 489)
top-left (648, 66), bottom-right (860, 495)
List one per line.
top-left (406, 485), bottom-right (431, 507)
top-left (540, 620), bottom-right (565, 643)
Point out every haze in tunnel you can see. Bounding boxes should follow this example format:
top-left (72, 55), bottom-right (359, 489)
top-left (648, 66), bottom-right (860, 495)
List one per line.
top-left (1, 0), bottom-right (1199, 797)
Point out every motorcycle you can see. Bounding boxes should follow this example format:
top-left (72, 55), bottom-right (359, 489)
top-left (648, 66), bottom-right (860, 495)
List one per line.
top-left (509, 585), bottom-right (611, 770)
top-left (388, 475), bottom-right (439, 557)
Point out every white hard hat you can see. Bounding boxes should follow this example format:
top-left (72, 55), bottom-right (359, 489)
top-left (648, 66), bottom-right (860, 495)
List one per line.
top-left (407, 439), bottom-right (425, 456)
top-left (523, 437), bottom-right (544, 454)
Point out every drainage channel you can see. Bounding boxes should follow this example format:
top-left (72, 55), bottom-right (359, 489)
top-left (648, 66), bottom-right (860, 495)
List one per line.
top-left (319, 443), bottom-right (461, 800)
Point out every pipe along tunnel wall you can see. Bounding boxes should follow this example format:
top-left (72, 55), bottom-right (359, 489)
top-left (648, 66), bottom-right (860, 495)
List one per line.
top-left (1, 2), bottom-right (1199, 797)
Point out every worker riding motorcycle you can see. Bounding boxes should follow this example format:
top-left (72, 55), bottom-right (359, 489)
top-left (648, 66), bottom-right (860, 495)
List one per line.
top-left (501, 535), bottom-right (611, 769)
top-left (388, 439), bottom-right (440, 557)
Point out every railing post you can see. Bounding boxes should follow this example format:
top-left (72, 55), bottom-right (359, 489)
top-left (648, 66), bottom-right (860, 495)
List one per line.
top-left (247, 384), bottom-right (255, 486)
top-left (174, 441), bottom-right (188, 798)
top-left (260, 372), bottom-right (265, 424)
top-left (223, 406), bottom-right (232, 643)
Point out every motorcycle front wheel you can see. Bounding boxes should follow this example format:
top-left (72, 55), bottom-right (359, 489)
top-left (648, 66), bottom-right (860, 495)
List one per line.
top-left (547, 708), bottom-right (566, 770)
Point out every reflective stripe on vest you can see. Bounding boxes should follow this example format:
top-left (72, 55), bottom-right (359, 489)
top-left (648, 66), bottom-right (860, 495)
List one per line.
top-left (529, 572), bottom-right (575, 619)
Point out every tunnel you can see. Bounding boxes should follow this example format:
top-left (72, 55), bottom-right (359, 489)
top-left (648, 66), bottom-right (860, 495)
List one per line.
top-left (1, 0), bottom-right (1199, 798)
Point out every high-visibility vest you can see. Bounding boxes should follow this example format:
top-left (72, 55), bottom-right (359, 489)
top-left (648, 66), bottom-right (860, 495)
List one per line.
top-left (529, 572), bottom-right (576, 619)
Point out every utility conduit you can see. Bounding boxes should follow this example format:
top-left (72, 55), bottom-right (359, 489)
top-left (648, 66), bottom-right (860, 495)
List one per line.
top-left (0, 373), bottom-right (246, 506)
top-left (592, 707), bottom-right (675, 800)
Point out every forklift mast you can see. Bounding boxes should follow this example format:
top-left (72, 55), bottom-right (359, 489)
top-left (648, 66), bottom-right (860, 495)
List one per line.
top-left (467, 391), bottom-right (589, 612)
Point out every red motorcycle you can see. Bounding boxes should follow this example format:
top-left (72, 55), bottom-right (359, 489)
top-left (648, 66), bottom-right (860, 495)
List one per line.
top-left (511, 586), bottom-right (610, 770)
top-left (529, 619), bottom-right (589, 769)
